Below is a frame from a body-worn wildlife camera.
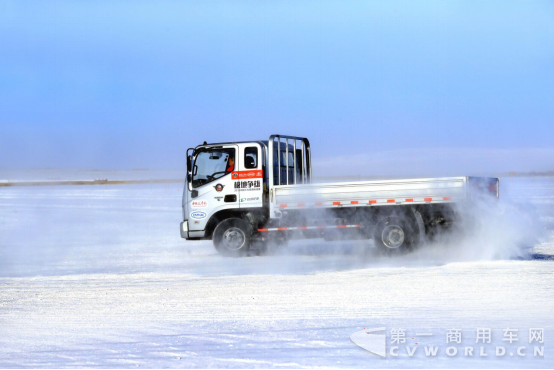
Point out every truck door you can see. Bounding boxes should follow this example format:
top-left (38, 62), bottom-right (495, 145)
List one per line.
top-left (236, 144), bottom-right (263, 209)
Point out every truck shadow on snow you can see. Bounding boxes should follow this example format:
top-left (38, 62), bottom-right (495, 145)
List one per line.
top-left (183, 239), bottom-right (548, 278)
top-left (278, 235), bottom-right (542, 261)
top-left (525, 253), bottom-right (554, 261)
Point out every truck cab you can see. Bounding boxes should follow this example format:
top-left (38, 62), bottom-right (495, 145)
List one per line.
top-left (181, 136), bottom-right (312, 251)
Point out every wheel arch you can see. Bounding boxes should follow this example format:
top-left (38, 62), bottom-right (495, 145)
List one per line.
top-left (204, 209), bottom-right (245, 240)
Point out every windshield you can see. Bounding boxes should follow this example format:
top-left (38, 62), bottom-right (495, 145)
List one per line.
top-left (191, 148), bottom-right (235, 188)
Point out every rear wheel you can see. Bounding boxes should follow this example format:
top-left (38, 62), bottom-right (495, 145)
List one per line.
top-left (373, 216), bottom-right (416, 254)
top-left (213, 218), bottom-right (251, 257)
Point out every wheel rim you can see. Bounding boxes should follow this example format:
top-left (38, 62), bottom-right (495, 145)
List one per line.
top-left (221, 227), bottom-right (246, 251)
top-left (381, 224), bottom-right (405, 249)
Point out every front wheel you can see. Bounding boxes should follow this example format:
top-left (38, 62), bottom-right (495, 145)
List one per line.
top-left (213, 218), bottom-right (251, 257)
top-left (373, 216), bottom-right (416, 255)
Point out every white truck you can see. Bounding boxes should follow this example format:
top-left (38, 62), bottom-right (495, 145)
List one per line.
top-left (181, 135), bottom-right (499, 257)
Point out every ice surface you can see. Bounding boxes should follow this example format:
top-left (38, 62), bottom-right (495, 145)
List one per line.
top-left (0, 177), bottom-right (553, 368)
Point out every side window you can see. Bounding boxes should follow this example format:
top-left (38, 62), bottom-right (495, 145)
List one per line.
top-left (279, 151), bottom-right (294, 167)
top-left (244, 147), bottom-right (258, 169)
top-left (286, 152), bottom-right (294, 167)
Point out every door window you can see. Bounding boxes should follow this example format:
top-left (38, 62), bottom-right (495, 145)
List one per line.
top-left (244, 147), bottom-right (258, 169)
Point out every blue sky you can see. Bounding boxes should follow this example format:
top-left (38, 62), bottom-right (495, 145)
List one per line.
top-left (1, 1), bottom-right (553, 174)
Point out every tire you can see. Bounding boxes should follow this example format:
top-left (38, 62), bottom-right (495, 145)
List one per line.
top-left (213, 218), bottom-right (252, 257)
top-left (373, 216), bottom-right (416, 255)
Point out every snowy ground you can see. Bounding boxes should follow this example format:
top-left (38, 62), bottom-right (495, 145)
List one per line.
top-left (0, 177), bottom-right (553, 368)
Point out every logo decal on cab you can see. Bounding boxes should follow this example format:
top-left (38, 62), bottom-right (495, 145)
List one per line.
top-left (190, 211), bottom-right (207, 220)
top-left (231, 170), bottom-right (263, 179)
top-left (191, 200), bottom-right (208, 208)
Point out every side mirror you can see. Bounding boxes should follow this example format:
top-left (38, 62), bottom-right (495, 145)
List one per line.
top-left (186, 155), bottom-right (192, 173)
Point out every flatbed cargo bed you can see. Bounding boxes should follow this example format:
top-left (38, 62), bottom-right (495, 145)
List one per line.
top-left (271, 176), bottom-right (498, 210)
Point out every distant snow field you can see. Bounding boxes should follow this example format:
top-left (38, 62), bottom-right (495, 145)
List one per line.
top-left (0, 177), bottom-right (553, 368)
